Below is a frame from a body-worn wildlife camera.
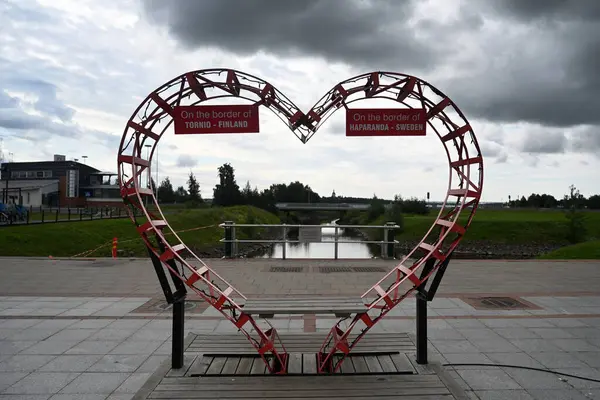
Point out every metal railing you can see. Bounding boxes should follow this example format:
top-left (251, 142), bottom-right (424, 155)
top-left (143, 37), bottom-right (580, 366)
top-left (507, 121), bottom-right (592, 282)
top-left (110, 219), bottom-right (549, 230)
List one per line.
top-left (219, 221), bottom-right (400, 259)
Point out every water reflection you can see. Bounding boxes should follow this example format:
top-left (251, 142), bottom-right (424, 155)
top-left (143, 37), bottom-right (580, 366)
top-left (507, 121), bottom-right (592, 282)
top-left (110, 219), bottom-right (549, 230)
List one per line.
top-left (260, 221), bottom-right (378, 259)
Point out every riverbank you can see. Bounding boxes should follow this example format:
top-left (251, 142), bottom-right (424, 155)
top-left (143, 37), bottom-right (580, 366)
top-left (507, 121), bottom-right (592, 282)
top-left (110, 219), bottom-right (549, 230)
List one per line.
top-left (339, 208), bottom-right (600, 259)
top-left (0, 205), bottom-right (281, 258)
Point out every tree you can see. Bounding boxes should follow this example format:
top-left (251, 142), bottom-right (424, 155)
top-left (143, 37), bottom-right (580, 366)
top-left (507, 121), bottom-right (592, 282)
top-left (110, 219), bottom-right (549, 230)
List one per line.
top-left (213, 163), bottom-right (242, 206)
top-left (174, 186), bottom-right (188, 203)
top-left (588, 194), bottom-right (600, 210)
top-left (186, 172), bottom-right (203, 206)
top-left (564, 184), bottom-right (587, 244)
top-left (157, 177), bottom-right (175, 203)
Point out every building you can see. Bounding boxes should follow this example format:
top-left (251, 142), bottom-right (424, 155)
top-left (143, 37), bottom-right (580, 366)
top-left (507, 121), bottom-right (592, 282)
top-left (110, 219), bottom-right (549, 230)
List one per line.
top-left (0, 155), bottom-right (123, 208)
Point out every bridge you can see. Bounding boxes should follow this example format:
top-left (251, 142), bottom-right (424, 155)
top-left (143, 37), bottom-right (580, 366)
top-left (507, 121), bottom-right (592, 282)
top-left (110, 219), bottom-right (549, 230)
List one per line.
top-left (275, 202), bottom-right (371, 211)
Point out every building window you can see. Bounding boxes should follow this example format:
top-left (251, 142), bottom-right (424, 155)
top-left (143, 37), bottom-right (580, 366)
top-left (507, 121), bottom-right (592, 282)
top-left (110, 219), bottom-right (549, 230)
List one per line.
top-left (37, 171), bottom-right (44, 178)
top-left (43, 171), bottom-right (52, 178)
top-left (66, 169), bottom-right (79, 198)
top-left (11, 171), bottom-right (18, 178)
top-left (26, 171), bottom-right (35, 178)
top-left (18, 171), bottom-right (26, 178)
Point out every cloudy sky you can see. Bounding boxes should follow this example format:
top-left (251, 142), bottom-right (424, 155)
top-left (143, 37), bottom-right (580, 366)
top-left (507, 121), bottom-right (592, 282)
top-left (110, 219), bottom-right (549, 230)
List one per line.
top-left (1, 0), bottom-right (599, 202)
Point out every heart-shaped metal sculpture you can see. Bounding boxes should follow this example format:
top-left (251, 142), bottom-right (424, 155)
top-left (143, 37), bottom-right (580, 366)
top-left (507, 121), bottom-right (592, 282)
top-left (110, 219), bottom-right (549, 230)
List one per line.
top-left (117, 69), bottom-right (483, 374)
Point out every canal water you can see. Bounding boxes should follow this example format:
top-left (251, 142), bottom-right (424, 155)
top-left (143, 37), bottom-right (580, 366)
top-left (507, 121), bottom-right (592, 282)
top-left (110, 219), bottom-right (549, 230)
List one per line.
top-left (260, 220), bottom-right (378, 259)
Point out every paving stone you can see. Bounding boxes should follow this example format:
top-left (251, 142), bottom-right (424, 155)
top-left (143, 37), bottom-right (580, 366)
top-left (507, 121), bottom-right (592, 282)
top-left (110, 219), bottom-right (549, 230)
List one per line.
top-left (105, 321), bottom-right (149, 331)
top-left (105, 395), bottom-right (133, 400)
top-left (546, 318), bottom-right (590, 328)
top-left (3, 373), bottom-right (79, 395)
top-left (494, 328), bottom-right (540, 339)
top-left (0, 373), bottom-right (29, 392)
top-left (427, 328), bottom-right (466, 340)
top-left (457, 328), bottom-right (504, 340)
top-left (570, 351), bottom-right (600, 368)
top-left (38, 355), bottom-right (103, 372)
top-left (457, 369), bottom-right (522, 390)
top-left (135, 355), bottom-right (168, 373)
top-left (5, 331), bottom-right (61, 343)
top-left (443, 352), bottom-right (495, 369)
top-left (126, 330), bottom-right (170, 341)
top-left (0, 321), bottom-right (44, 330)
top-left (86, 355), bottom-right (148, 373)
top-left (515, 319), bottom-right (555, 328)
top-left (470, 338), bottom-right (522, 353)
top-left (508, 339), bottom-right (563, 352)
top-left (47, 330), bottom-right (97, 342)
top-left (550, 339), bottom-right (599, 352)
top-left (446, 319), bottom-right (487, 329)
top-left (0, 343), bottom-right (36, 356)
top-left (63, 341), bottom-right (121, 356)
top-left (0, 356), bottom-right (56, 372)
top-left (48, 395), bottom-right (108, 400)
top-left (58, 373), bottom-right (129, 394)
top-left (86, 330), bottom-right (135, 342)
top-left (526, 389), bottom-right (590, 400)
top-left (504, 368), bottom-right (571, 390)
top-left (66, 321), bottom-right (115, 330)
top-left (484, 352), bottom-right (545, 369)
top-left (479, 319), bottom-right (520, 329)
top-left (563, 327), bottom-right (600, 339)
top-left (113, 373), bottom-right (152, 393)
top-left (528, 352), bottom-right (592, 369)
top-left (0, 395), bottom-right (50, 399)
top-left (476, 390), bottom-right (534, 400)
top-left (529, 328), bottom-right (575, 339)
top-left (108, 341), bottom-right (164, 356)
top-left (20, 342), bottom-right (80, 356)
top-left (553, 368), bottom-right (600, 390)
top-left (431, 340), bottom-right (481, 354)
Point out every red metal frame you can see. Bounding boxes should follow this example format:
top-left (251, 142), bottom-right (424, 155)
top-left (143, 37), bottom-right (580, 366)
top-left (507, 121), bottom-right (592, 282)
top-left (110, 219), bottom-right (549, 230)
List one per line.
top-left (117, 69), bottom-right (483, 374)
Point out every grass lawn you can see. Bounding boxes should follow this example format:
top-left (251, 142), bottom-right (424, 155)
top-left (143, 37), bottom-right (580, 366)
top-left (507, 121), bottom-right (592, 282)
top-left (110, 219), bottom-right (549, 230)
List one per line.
top-left (0, 205), bottom-right (280, 257)
top-left (538, 240), bottom-right (600, 260)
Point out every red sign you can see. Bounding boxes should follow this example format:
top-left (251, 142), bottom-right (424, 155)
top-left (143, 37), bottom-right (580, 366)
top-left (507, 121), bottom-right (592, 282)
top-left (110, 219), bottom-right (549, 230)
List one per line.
top-left (173, 105), bottom-right (260, 134)
top-left (346, 108), bottom-right (427, 136)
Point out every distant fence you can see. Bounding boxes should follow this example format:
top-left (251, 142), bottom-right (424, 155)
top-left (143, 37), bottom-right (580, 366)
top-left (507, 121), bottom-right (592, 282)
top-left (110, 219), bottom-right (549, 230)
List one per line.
top-left (0, 205), bottom-right (140, 227)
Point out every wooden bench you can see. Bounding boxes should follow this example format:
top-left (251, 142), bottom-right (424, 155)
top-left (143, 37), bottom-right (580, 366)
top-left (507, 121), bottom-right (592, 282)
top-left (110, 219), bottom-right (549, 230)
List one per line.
top-left (241, 297), bottom-right (367, 318)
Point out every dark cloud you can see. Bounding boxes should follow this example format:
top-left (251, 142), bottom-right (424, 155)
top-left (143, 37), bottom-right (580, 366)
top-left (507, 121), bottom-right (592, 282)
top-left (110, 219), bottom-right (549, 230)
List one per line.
top-left (141, 0), bottom-right (436, 70)
top-left (488, 0), bottom-right (600, 22)
top-left (571, 127), bottom-right (600, 154)
top-left (521, 131), bottom-right (567, 154)
top-left (141, 0), bottom-right (600, 133)
top-left (176, 154), bottom-right (198, 168)
top-left (15, 79), bottom-right (75, 122)
top-left (446, 1), bottom-right (600, 129)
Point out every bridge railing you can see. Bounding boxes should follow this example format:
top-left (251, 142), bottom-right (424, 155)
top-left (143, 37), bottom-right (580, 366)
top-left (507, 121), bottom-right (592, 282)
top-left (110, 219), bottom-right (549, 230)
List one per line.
top-left (219, 221), bottom-right (399, 260)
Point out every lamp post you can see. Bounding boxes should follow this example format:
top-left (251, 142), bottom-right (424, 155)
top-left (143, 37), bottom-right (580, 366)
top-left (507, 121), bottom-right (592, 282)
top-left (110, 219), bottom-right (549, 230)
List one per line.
top-left (81, 155), bottom-right (88, 165)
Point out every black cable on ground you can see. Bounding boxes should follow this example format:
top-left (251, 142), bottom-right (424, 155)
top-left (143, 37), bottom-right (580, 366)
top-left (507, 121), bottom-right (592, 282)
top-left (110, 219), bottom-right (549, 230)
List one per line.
top-left (443, 363), bottom-right (600, 383)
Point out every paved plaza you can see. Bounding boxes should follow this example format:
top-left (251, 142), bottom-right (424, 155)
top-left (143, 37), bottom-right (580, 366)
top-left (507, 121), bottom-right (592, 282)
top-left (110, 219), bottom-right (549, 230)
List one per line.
top-left (0, 257), bottom-right (599, 399)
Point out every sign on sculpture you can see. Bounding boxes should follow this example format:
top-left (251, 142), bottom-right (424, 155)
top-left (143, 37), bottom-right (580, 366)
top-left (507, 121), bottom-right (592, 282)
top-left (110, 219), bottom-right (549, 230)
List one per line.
top-left (346, 108), bottom-right (426, 136)
top-left (173, 104), bottom-right (260, 134)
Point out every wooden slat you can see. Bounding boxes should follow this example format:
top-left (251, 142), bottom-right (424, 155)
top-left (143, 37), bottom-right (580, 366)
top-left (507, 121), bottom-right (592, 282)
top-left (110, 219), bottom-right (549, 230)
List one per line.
top-left (287, 353), bottom-right (303, 374)
top-left (235, 357), bottom-right (254, 375)
top-left (363, 356), bottom-right (383, 373)
top-left (339, 355), bottom-right (354, 374)
top-left (390, 353), bottom-right (417, 374)
top-left (187, 355), bottom-right (212, 376)
top-left (377, 355), bottom-right (398, 373)
top-left (221, 357), bottom-right (240, 375)
top-left (250, 358), bottom-right (266, 375)
top-left (302, 353), bottom-right (317, 374)
top-left (351, 356), bottom-right (369, 373)
top-left (163, 374), bottom-right (446, 385)
top-left (242, 297), bottom-right (366, 316)
top-left (205, 357), bottom-right (226, 375)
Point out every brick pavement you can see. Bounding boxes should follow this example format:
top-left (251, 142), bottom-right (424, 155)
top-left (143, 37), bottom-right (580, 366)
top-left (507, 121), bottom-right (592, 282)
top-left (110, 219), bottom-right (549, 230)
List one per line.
top-left (0, 257), bottom-right (599, 399)
top-left (1, 257), bottom-right (599, 297)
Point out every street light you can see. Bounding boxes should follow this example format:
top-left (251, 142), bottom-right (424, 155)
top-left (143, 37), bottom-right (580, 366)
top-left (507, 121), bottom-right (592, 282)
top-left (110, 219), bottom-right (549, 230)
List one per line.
top-left (144, 144), bottom-right (152, 206)
top-left (81, 155), bottom-right (88, 165)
